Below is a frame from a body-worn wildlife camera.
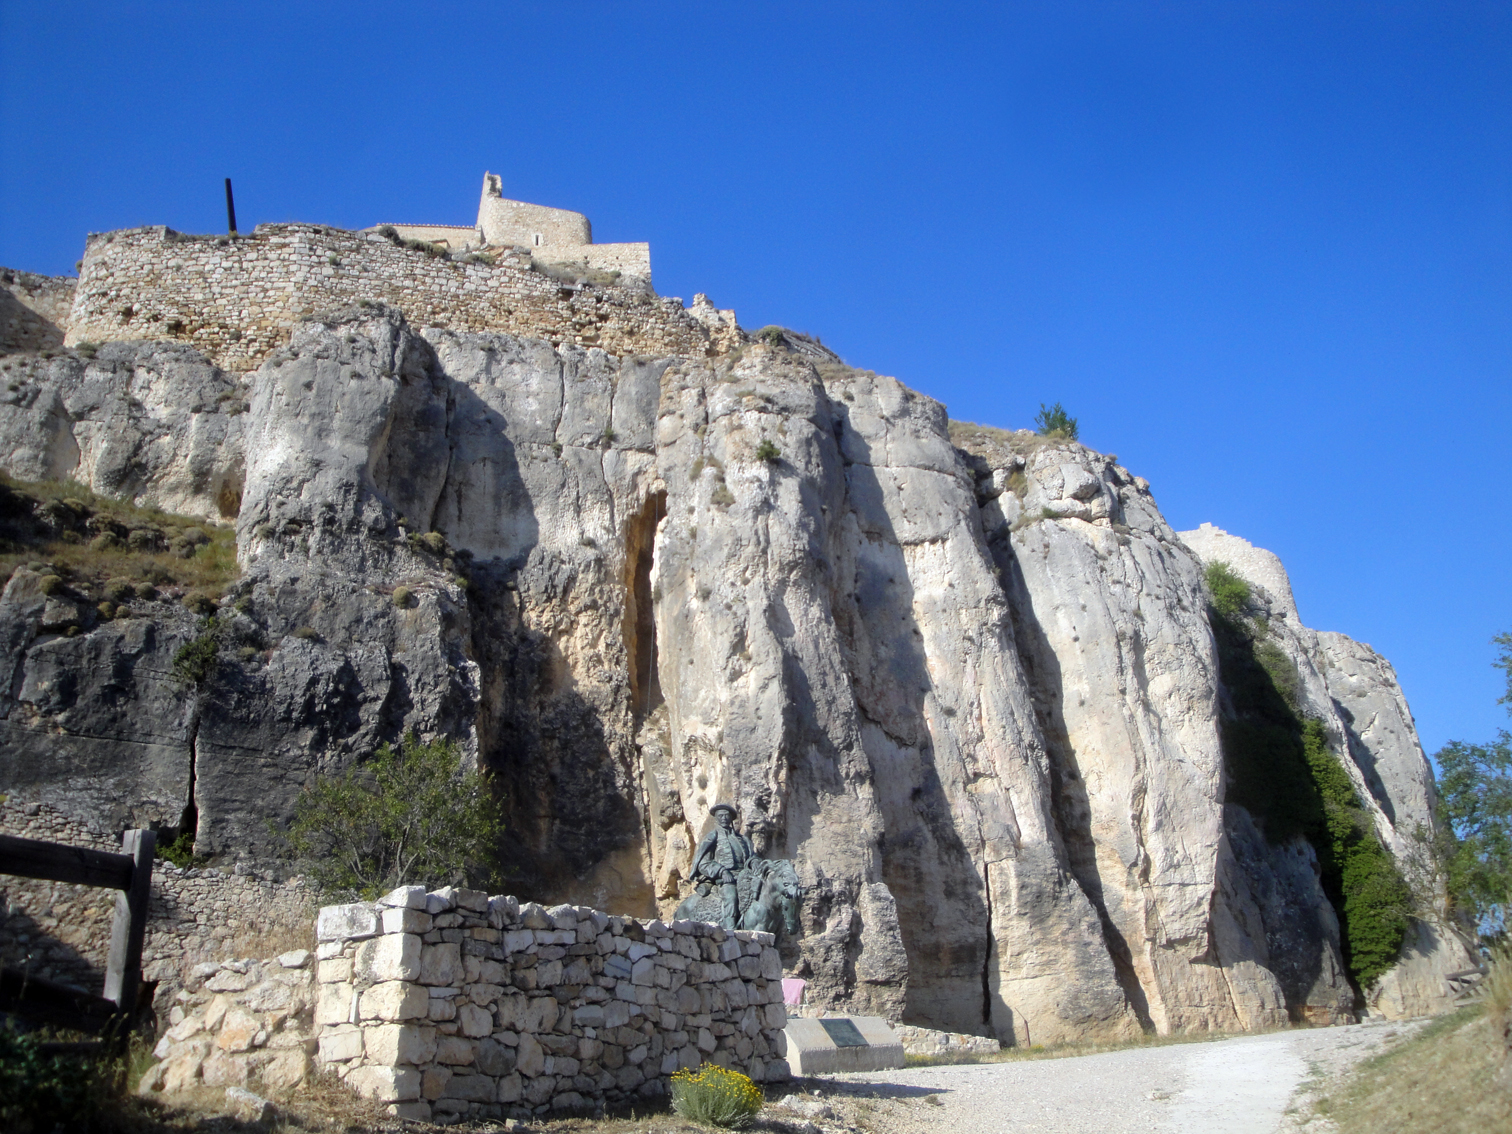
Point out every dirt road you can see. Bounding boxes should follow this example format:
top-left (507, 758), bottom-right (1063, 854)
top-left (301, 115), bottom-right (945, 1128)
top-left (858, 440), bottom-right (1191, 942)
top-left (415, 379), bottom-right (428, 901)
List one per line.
top-left (794, 1018), bottom-right (1422, 1134)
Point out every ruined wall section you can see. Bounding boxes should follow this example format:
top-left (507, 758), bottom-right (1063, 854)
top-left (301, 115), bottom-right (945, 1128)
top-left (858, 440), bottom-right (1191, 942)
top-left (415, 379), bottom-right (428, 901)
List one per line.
top-left (64, 225), bottom-right (736, 373)
top-left (1, 268), bottom-right (76, 353)
top-left (0, 800), bottom-right (314, 1009)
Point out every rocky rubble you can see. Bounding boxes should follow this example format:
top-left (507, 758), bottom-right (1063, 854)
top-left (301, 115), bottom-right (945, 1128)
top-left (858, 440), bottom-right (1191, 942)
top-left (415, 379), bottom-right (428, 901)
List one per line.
top-left (139, 949), bottom-right (316, 1098)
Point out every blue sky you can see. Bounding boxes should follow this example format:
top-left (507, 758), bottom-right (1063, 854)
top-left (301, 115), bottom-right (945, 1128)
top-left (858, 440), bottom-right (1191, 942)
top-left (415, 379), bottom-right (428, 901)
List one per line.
top-left (2, 1), bottom-right (1508, 754)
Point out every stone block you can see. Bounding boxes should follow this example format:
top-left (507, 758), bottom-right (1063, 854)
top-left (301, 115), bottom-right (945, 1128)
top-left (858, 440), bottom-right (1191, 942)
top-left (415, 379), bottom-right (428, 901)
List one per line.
top-left (572, 1004), bottom-right (605, 1027)
top-left (782, 1017), bottom-right (903, 1075)
top-left (201, 1051), bottom-right (249, 1087)
top-left (458, 1003), bottom-right (493, 1037)
top-left (317, 1025), bottom-right (364, 1063)
top-left (346, 1065), bottom-right (421, 1102)
top-left (363, 932), bottom-right (422, 982)
top-left (443, 1073), bottom-right (496, 1101)
top-left (520, 902), bottom-right (551, 929)
top-left (318, 903), bottom-right (380, 942)
top-left (359, 981), bottom-right (430, 1021)
top-left (425, 889), bottom-right (456, 914)
top-left (764, 1002), bottom-right (788, 1029)
top-left (497, 1071), bottom-right (523, 1103)
top-left (364, 1023), bottom-right (436, 1066)
top-left (262, 1048), bottom-right (312, 1092)
top-left (456, 888), bottom-right (490, 912)
top-left (523, 1073), bottom-right (557, 1105)
top-left (489, 894), bottom-right (519, 927)
top-left (217, 1009), bottom-right (261, 1053)
top-left (422, 1066), bottom-right (452, 1099)
top-left (382, 906), bottom-right (433, 935)
top-left (381, 885), bottom-right (429, 909)
top-left (476, 1038), bottom-right (516, 1076)
top-left (436, 1034), bottom-right (475, 1064)
top-left (314, 982), bottom-right (356, 1026)
top-left (318, 958), bottom-right (353, 984)
top-left (515, 1033), bottom-right (545, 1077)
top-left (278, 949), bottom-right (312, 969)
top-left (760, 947), bottom-right (783, 980)
top-left (421, 941), bottom-right (463, 986)
top-left (388, 1102), bottom-right (432, 1121)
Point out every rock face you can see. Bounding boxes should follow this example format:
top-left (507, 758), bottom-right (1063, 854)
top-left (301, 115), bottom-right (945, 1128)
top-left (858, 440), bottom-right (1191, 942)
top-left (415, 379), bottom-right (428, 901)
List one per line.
top-left (0, 292), bottom-right (1463, 1041)
top-left (1178, 522), bottom-right (1477, 1018)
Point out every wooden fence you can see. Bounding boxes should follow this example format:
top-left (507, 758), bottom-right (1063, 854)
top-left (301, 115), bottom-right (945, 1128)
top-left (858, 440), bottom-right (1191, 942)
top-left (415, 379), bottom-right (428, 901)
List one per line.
top-left (0, 828), bottom-right (156, 1046)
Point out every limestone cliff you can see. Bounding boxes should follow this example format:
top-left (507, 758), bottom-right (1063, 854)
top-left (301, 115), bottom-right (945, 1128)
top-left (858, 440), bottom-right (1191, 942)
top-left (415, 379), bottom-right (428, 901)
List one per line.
top-left (0, 271), bottom-right (1464, 1041)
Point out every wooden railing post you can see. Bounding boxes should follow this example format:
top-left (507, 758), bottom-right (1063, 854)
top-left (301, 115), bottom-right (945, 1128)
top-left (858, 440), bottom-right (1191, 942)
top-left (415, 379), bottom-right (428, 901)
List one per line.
top-left (102, 828), bottom-right (155, 1023)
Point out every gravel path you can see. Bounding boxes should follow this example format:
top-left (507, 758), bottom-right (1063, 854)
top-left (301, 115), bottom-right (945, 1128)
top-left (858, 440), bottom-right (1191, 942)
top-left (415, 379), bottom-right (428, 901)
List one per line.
top-left (778, 1018), bottom-right (1424, 1134)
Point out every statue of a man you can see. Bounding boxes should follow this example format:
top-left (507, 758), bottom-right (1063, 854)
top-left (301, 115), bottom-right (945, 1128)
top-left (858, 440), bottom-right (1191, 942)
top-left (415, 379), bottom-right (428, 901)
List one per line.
top-left (690, 803), bottom-right (754, 930)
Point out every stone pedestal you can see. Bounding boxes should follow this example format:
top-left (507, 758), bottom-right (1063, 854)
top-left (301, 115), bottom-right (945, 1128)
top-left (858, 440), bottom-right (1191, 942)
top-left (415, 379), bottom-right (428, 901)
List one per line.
top-left (783, 1017), bottom-right (904, 1075)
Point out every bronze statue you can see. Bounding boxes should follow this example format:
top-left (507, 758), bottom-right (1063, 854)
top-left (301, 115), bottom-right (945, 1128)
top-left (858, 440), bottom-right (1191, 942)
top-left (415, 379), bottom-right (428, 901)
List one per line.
top-left (676, 804), bottom-right (803, 943)
top-left (690, 803), bottom-right (753, 929)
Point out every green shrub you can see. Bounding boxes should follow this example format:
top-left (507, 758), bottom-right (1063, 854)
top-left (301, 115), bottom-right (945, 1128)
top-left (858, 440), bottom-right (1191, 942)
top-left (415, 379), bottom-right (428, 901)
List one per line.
top-left (755, 439), bottom-right (781, 463)
top-left (670, 1064), bottom-right (764, 1128)
top-left (755, 326), bottom-right (786, 348)
top-left (281, 732), bottom-right (504, 899)
top-left (1210, 601), bottom-right (1411, 990)
top-left (1034, 402), bottom-right (1079, 440)
top-left (102, 576), bottom-right (135, 603)
top-left (0, 1027), bottom-right (103, 1127)
top-left (1205, 561), bottom-right (1251, 621)
top-left (156, 828), bottom-right (201, 868)
top-left (393, 585), bottom-right (413, 608)
top-left (182, 591), bottom-right (217, 616)
top-left (292, 625), bottom-right (319, 640)
top-left (172, 622), bottom-right (221, 685)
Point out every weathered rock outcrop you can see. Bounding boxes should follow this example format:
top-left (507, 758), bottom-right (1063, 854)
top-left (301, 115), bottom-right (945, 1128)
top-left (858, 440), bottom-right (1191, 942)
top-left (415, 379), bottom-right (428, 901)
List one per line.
top-left (0, 277), bottom-right (1464, 1041)
top-left (1179, 523), bottom-right (1477, 1017)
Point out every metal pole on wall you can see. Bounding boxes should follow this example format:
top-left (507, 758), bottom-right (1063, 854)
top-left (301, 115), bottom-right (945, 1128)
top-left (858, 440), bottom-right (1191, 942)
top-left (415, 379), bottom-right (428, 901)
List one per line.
top-left (225, 178), bottom-right (238, 235)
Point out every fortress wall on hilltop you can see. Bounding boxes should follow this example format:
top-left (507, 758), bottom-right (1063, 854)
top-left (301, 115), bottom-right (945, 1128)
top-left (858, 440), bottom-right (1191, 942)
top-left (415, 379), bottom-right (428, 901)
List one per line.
top-left (64, 224), bottom-right (733, 373)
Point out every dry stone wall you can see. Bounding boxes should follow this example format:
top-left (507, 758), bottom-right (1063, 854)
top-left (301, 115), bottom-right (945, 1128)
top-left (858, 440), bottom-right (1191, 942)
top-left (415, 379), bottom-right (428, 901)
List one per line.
top-left (312, 886), bottom-right (789, 1123)
top-left (64, 224), bottom-right (740, 374)
top-left (0, 800), bottom-right (314, 1007)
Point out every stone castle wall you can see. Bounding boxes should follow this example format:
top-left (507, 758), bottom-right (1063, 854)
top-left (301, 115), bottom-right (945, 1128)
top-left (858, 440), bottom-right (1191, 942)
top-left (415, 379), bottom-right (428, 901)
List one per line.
top-left (0, 267), bottom-right (76, 353)
top-left (0, 800), bottom-right (314, 1008)
top-left (313, 887), bottom-right (789, 1123)
top-left (64, 224), bottom-right (738, 373)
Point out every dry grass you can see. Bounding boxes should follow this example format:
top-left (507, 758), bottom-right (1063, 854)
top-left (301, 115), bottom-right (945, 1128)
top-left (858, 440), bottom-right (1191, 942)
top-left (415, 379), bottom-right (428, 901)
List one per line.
top-left (0, 472), bottom-right (240, 600)
top-left (1314, 947), bottom-right (1512, 1133)
top-left (1315, 1006), bottom-right (1511, 1133)
top-left (95, 1075), bottom-right (821, 1134)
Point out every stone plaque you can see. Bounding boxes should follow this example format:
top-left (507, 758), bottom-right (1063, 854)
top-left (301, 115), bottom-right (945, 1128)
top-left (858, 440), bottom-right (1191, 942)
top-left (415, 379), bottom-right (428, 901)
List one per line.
top-left (819, 1018), bottom-right (869, 1048)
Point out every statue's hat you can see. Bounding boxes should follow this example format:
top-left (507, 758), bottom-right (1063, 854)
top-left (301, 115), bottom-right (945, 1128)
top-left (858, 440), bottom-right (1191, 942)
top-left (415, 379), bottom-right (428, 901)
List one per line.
top-left (709, 802), bottom-right (738, 817)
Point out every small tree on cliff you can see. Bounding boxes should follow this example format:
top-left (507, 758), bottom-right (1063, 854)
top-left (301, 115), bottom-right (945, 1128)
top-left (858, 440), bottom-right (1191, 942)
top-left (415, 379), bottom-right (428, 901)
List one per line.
top-left (284, 733), bottom-right (503, 900)
top-left (1034, 402), bottom-right (1079, 440)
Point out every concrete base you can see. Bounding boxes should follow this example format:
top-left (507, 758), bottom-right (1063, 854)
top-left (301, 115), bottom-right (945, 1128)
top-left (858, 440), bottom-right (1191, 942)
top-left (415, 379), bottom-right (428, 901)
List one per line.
top-left (783, 1017), bottom-right (905, 1075)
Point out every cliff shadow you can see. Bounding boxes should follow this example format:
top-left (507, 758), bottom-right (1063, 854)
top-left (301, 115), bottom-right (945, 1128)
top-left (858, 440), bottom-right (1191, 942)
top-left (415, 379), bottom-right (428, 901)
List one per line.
top-left (825, 401), bottom-right (996, 1036)
top-left (988, 526), bottom-right (1155, 1033)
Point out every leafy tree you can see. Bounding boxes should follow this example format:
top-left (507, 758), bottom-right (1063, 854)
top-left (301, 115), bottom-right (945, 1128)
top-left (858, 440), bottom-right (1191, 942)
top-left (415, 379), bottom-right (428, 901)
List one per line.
top-left (1434, 632), bottom-right (1512, 937)
top-left (284, 733), bottom-right (504, 899)
top-left (1204, 561), bottom-right (1252, 623)
top-left (1034, 401), bottom-right (1079, 440)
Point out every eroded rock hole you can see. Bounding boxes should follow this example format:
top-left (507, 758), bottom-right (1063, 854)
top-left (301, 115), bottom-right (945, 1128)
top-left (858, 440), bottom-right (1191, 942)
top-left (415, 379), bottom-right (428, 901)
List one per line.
top-left (624, 491), bottom-right (666, 723)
